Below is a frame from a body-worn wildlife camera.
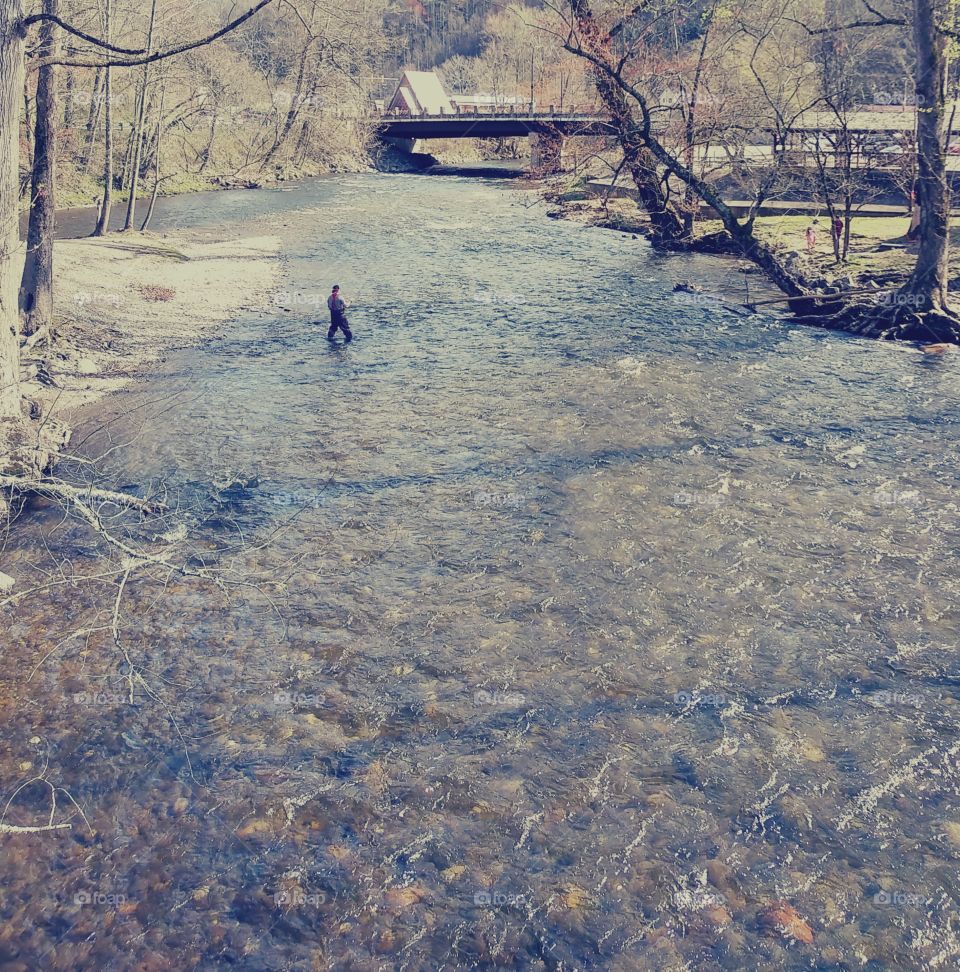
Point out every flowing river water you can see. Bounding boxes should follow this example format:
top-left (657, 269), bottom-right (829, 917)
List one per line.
top-left (3, 174), bottom-right (960, 970)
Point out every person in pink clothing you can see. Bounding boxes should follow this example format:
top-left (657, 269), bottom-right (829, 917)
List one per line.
top-left (804, 224), bottom-right (817, 253)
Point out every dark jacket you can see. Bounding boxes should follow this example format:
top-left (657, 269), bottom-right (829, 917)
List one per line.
top-left (327, 294), bottom-right (348, 321)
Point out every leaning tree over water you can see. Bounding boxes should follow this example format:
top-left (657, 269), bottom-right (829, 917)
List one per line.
top-left (556, 0), bottom-right (960, 342)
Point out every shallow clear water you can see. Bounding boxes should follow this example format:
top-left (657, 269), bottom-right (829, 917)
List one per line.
top-left (3, 174), bottom-right (960, 970)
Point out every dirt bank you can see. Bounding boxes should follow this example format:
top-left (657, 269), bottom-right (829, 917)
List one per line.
top-left (543, 188), bottom-right (960, 344)
top-left (22, 231), bottom-right (283, 430)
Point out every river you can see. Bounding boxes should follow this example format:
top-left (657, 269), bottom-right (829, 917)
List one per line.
top-left (3, 173), bottom-right (960, 970)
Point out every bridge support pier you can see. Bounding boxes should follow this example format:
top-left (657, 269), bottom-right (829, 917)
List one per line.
top-left (385, 136), bottom-right (424, 155)
top-left (378, 135), bottom-right (438, 171)
top-left (529, 131), bottom-right (565, 174)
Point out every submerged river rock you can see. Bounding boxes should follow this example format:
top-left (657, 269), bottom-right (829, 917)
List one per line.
top-left (2, 174), bottom-right (960, 970)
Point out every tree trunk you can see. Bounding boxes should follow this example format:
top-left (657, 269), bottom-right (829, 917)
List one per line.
top-left (0, 0), bottom-right (25, 440)
top-left (294, 116), bottom-right (313, 164)
top-left (63, 69), bottom-right (75, 130)
top-left (19, 0), bottom-right (59, 338)
top-left (123, 0), bottom-right (158, 231)
top-left (93, 0), bottom-right (113, 237)
top-left (568, 0), bottom-right (685, 243)
top-left (140, 90), bottom-right (164, 231)
top-left (79, 67), bottom-right (103, 170)
top-left (681, 13), bottom-right (713, 238)
top-left (842, 196), bottom-right (852, 261)
top-left (902, 0), bottom-right (950, 309)
top-left (22, 88), bottom-right (33, 172)
top-left (264, 38), bottom-right (316, 165)
top-left (199, 109), bottom-right (217, 172)
top-left (140, 164), bottom-right (161, 232)
top-left (119, 115), bottom-right (135, 190)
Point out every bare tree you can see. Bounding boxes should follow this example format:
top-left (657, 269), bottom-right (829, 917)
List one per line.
top-left (801, 0), bottom-right (960, 338)
top-left (0, 1), bottom-right (27, 449)
top-left (562, 0), bottom-right (808, 292)
top-left (122, 0), bottom-right (158, 231)
top-left (93, 0), bottom-right (115, 236)
top-left (78, 66), bottom-right (104, 171)
top-left (567, 0), bottom-right (686, 242)
top-left (19, 0), bottom-right (60, 337)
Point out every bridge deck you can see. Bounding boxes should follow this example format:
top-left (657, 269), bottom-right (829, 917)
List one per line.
top-left (377, 113), bottom-right (616, 139)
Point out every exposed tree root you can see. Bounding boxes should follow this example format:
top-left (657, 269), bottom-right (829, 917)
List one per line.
top-left (656, 229), bottom-right (743, 256)
top-left (814, 299), bottom-right (960, 344)
top-left (20, 325), bottom-right (49, 354)
top-left (652, 222), bottom-right (960, 345)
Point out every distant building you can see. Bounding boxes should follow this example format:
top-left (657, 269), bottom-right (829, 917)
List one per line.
top-left (793, 108), bottom-right (919, 133)
top-left (450, 93), bottom-right (525, 111)
top-left (385, 71), bottom-right (529, 115)
top-left (387, 70), bottom-right (455, 115)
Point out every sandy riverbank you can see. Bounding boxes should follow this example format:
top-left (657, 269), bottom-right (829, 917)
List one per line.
top-left (22, 230), bottom-right (283, 429)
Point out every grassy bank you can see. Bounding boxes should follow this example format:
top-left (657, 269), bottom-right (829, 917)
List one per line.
top-left (549, 189), bottom-right (959, 291)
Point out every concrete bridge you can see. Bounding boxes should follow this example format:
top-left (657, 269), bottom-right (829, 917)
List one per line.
top-left (375, 109), bottom-right (615, 172)
top-left (376, 72), bottom-right (935, 175)
top-left (377, 111), bottom-right (615, 140)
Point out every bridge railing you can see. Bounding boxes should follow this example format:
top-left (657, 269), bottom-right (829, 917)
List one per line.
top-left (378, 104), bottom-right (607, 120)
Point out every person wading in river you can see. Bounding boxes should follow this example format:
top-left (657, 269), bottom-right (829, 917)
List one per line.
top-left (327, 285), bottom-right (352, 342)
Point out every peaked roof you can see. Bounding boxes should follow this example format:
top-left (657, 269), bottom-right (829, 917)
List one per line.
top-left (389, 70), bottom-right (453, 114)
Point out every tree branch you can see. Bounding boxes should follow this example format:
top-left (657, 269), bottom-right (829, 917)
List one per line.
top-left (0, 475), bottom-right (166, 514)
top-left (0, 822), bottom-right (71, 834)
top-left (30, 0), bottom-right (277, 70)
top-left (794, 15), bottom-right (905, 35)
top-left (19, 13), bottom-right (146, 55)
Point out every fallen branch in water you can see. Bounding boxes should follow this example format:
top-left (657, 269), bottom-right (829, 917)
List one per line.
top-left (0, 475), bottom-right (166, 514)
top-left (0, 822), bottom-right (71, 834)
top-left (744, 286), bottom-right (894, 309)
top-left (0, 766), bottom-right (91, 837)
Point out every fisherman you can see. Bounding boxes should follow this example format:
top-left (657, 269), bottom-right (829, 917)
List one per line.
top-left (327, 285), bottom-right (352, 342)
